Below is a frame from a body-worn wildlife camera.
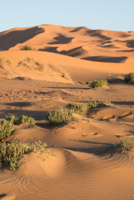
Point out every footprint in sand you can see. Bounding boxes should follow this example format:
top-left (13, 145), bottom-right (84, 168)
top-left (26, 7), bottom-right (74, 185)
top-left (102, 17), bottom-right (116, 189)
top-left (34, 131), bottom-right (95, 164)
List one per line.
top-left (82, 132), bottom-right (100, 137)
top-left (0, 194), bottom-right (15, 200)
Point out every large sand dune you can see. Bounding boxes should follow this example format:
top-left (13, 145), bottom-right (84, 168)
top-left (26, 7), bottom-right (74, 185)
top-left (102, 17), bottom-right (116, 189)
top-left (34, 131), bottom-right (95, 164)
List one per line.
top-left (0, 25), bottom-right (134, 200)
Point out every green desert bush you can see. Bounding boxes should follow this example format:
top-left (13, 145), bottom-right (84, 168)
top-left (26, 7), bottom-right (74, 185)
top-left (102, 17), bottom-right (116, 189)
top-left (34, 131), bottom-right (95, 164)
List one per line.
top-left (45, 107), bottom-right (74, 124)
top-left (0, 140), bottom-right (53, 171)
top-left (107, 138), bottom-right (134, 153)
top-left (19, 115), bottom-right (36, 125)
top-left (125, 72), bottom-right (134, 83)
top-left (90, 80), bottom-right (108, 88)
top-left (5, 115), bottom-right (36, 125)
top-left (88, 100), bottom-right (113, 108)
top-left (5, 115), bottom-right (19, 124)
top-left (21, 45), bottom-right (35, 50)
top-left (0, 120), bottom-right (14, 140)
top-left (67, 100), bottom-right (113, 114)
top-left (67, 102), bottom-right (88, 115)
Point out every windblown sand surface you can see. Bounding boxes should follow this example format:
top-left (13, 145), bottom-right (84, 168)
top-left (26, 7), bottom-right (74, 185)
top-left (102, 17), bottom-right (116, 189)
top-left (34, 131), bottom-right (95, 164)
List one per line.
top-left (0, 25), bottom-right (134, 200)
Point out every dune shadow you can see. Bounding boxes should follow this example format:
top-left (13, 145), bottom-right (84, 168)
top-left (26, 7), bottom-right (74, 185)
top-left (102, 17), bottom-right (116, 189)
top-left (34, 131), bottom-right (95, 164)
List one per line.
top-left (39, 46), bottom-right (59, 53)
top-left (112, 101), bottom-right (134, 106)
top-left (5, 102), bottom-right (31, 107)
top-left (48, 34), bottom-right (74, 44)
top-left (0, 194), bottom-right (7, 198)
top-left (126, 40), bottom-right (134, 48)
top-left (0, 26), bottom-right (45, 50)
top-left (69, 27), bottom-right (85, 32)
top-left (82, 56), bottom-right (128, 63)
top-left (0, 109), bottom-right (47, 120)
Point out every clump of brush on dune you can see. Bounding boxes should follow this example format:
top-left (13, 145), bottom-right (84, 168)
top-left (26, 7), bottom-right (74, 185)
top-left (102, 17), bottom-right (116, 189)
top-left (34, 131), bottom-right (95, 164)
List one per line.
top-left (0, 115), bottom-right (54, 171)
top-left (21, 45), bottom-right (35, 51)
top-left (90, 80), bottom-right (108, 88)
top-left (0, 57), bottom-right (12, 69)
top-left (0, 141), bottom-right (53, 171)
top-left (0, 115), bottom-right (36, 141)
top-left (107, 137), bottom-right (134, 153)
top-left (5, 115), bottom-right (36, 125)
top-left (125, 72), bottom-right (134, 84)
top-left (46, 100), bottom-right (113, 124)
top-left (17, 57), bottom-right (72, 81)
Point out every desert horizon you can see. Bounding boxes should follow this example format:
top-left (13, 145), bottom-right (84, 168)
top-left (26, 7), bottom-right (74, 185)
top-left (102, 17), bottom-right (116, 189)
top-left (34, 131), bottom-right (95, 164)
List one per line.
top-left (0, 23), bottom-right (134, 200)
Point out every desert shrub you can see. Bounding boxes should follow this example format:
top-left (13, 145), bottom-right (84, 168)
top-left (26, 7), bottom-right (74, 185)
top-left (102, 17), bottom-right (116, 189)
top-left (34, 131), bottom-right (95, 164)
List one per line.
top-left (107, 138), bottom-right (134, 153)
top-left (21, 45), bottom-right (35, 50)
top-left (5, 115), bottom-right (36, 125)
top-left (5, 115), bottom-right (19, 124)
top-left (0, 120), bottom-right (14, 140)
top-left (19, 115), bottom-right (36, 125)
top-left (90, 80), bottom-right (108, 88)
top-left (67, 102), bottom-right (88, 115)
top-left (121, 138), bottom-right (134, 153)
top-left (45, 107), bottom-right (74, 124)
top-left (0, 140), bottom-right (53, 171)
top-left (125, 72), bottom-right (134, 83)
top-left (46, 100), bottom-right (113, 124)
top-left (88, 100), bottom-right (113, 109)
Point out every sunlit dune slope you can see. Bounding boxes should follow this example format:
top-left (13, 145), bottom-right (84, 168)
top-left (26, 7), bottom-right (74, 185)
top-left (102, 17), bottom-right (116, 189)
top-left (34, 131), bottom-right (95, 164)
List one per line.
top-left (0, 24), bottom-right (134, 64)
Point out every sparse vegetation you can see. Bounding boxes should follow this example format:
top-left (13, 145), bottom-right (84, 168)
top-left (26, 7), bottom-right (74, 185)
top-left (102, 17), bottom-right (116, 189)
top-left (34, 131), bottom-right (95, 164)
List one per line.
top-left (5, 115), bottom-right (19, 124)
top-left (107, 138), bottom-right (134, 153)
top-left (0, 140), bottom-right (53, 171)
top-left (21, 45), bottom-right (35, 50)
top-left (0, 120), bottom-right (14, 140)
top-left (67, 102), bottom-right (88, 115)
top-left (46, 100), bottom-right (113, 124)
top-left (90, 80), bottom-right (108, 88)
top-left (17, 57), bottom-right (44, 71)
top-left (19, 115), bottom-right (36, 125)
top-left (5, 115), bottom-right (36, 125)
top-left (45, 107), bottom-right (74, 124)
top-left (88, 100), bottom-right (113, 108)
top-left (125, 72), bottom-right (134, 84)
top-left (0, 57), bottom-right (12, 69)
top-left (17, 57), bottom-right (72, 80)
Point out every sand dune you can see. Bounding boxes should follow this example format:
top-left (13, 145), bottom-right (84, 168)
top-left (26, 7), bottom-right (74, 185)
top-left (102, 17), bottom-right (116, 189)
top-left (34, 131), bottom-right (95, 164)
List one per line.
top-left (0, 24), bottom-right (134, 64)
top-left (1, 24), bottom-right (134, 200)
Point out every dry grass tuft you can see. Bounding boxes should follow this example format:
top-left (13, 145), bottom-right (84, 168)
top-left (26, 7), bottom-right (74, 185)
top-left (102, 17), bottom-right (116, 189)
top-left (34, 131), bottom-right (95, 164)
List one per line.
top-left (17, 57), bottom-right (72, 80)
top-left (0, 57), bottom-right (12, 69)
top-left (17, 57), bottom-right (44, 71)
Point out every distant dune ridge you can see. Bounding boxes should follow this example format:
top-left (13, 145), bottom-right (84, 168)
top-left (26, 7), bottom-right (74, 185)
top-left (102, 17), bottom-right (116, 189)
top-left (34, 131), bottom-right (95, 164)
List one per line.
top-left (0, 24), bottom-right (134, 62)
top-left (0, 24), bottom-right (134, 82)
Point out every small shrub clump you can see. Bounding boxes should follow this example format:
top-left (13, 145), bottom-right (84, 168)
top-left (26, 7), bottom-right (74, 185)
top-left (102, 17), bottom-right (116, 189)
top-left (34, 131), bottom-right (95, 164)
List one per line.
top-left (19, 115), bottom-right (36, 125)
top-left (125, 72), bottom-right (134, 83)
top-left (5, 115), bottom-right (36, 125)
top-left (88, 100), bottom-right (113, 108)
top-left (107, 138), bottom-right (134, 153)
top-left (0, 120), bottom-right (14, 141)
top-left (67, 102), bottom-right (88, 115)
top-left (21, 45), bottom-right (35, 50)
top-left (5, 115), bottom-right (19, 124)
top-left (90, 80), bottom-right (108, 88)
top-left (0, 140), bottom-right (53, 171)
top-left (45, 107), bottom-right (74, 124)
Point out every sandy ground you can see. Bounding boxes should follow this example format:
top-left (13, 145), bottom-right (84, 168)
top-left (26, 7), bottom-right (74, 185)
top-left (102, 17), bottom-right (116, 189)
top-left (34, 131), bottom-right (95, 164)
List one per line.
top-left (0, 25), bottom-right (134, 200)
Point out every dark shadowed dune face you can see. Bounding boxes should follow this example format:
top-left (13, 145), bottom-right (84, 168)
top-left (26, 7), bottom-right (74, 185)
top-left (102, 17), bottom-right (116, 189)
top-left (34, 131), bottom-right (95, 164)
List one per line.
top-left (0, 24), bottom-right (134, 64)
